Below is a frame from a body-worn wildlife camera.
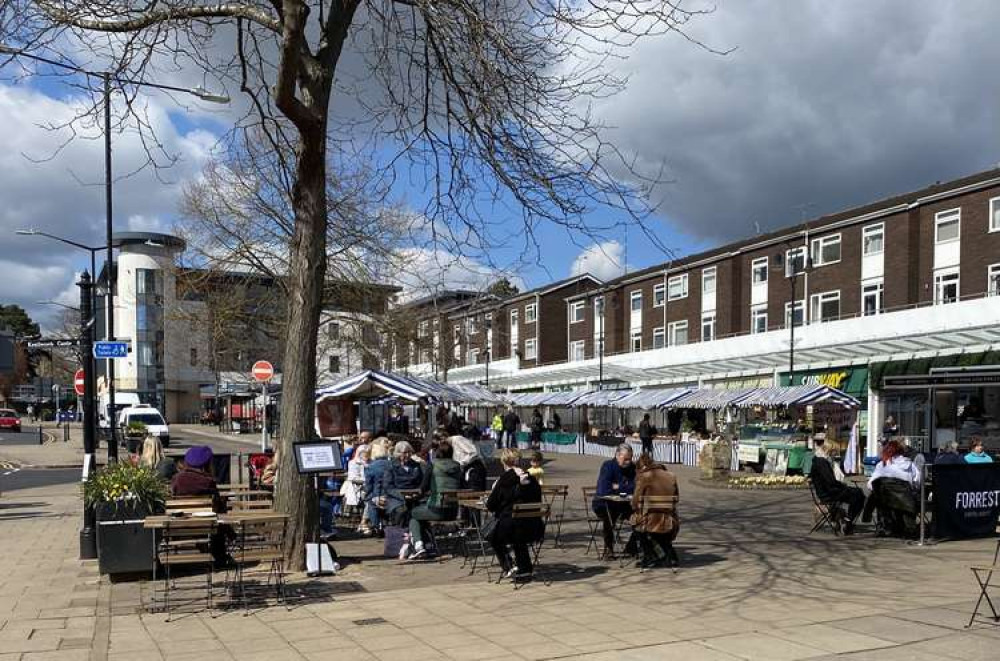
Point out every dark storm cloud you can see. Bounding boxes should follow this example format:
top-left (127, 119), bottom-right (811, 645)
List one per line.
top-left (595, 0), bottom-right (1000, 242)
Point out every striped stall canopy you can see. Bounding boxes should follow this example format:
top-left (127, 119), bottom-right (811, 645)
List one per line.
top-left (315, 370), bottom-right (508, 405)
top-left (730, 384), bottom-right (860, 409)
top-left (544, 391), bottom-right (588, 406)
top-left (611, 388), bottom-right (691, 409)
top-left (509, 391), bottom-right (587, 407)
top-left (669, 388), bottom-right (759, 410)
top-left (571, 389), bottom-right (633, 407)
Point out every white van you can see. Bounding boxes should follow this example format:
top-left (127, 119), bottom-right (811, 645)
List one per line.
top-left (118, 404), bottom-right (170, 447)
top-left (98, 392), bottom-right (141, 433)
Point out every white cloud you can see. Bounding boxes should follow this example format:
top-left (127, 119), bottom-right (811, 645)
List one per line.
top-left (392, 247), bottom-right (525, 301)
top-left (570, 241), bottom-right (628, 282)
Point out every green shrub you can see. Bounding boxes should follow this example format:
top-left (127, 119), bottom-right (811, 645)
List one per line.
top-left (82, 461), bottom-right (168, 513)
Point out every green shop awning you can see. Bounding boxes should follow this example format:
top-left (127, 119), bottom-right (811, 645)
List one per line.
top-left (870, 351), bottom-right (1000, 390)
top-left (780, 367), bottom-right (869, 398)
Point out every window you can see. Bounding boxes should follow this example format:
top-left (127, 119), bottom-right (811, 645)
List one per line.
top-left (189, 347), bottom-right (198, 367)
top-left (328, 355), bottom-right (340, 373)
top-left (667, 274), bottom-right (688, 300)
top-left (934, 269), bottom-right (960, 304)
top-left (991, 198), bottom-right (1000, 233)
top-left (668, 321), bottom-right (688, 346)
top-left (784, 300), bottom-right (805, 328)
top-left (652, 327), bottom-right (665, 349)
top-left (630, 290), bottom-right (642, 311)
top-left (466, 317), bottom-right (478, 335)
top-left (136, 268), bottom-right (161, 295)
top-left (935, 209), bottom-right (961, 243)
top-left (419, 349), bottom-right (430, 363)
top-left (809, 291), bottom-right (841, 323)
top-left (751, 258), bottom-right (768, 284)
top-left (524, 338), bottom-right (537, 360)
top-left (702, 267), bottom-right (717, 294)
top-left (328, 322), bottom-right (341, 341)
top-left (701, 313), bottom-right (716, 342)
top-left (810, 234), bottom-right (841, 267)
top-left (454, 325), bottom-right (461, 341)
top-left (570, 301), bottom-right (585, 323)
top-left (570, 340), bottom-right (586, 362)
top-left (467, 349), bottom-right (479, 365)
top-left (990, 264), bottom-right (1000, 297)
top-left (417, 321), bottom-right (428, 338)
top-left (524, 303), bottom-right (537, 323)
top-left (863, 223), bottom-right (884, 256)
top-left (137, 341), bottom-right (155, 367)
top-left (751, 305), bottom-right (768, 334)
top-left (785, 246), bottom-right (808, 275)
top-left (653, 284), bottom-right (665, 307)
top-left (630, 330), bottom-right (641, 353)
top-left (862, 280), bottom-right (884, 316)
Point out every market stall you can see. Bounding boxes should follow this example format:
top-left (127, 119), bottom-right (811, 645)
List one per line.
top-left (509, 391), bottom-right (586, 453)
top-left (608, 388), bottom-right (694, 463)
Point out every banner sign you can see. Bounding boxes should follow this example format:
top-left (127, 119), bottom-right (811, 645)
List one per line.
top-left (932, 464), bottom-right (1000, 539)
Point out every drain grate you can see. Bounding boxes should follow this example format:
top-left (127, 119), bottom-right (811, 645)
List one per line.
top-left (352, 617), bottom-right (388, 626)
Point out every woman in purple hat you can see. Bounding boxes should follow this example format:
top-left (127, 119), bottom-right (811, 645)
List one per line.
top-left (171, 446), bottom-right (223, 513)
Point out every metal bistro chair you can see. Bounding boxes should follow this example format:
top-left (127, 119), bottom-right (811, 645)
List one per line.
top-left (157, 518), bottom-right (217, 621)
top-left (540, 484), bottom-right (569, 548)
top-left (425, 490), bottom-right (468, 557)
top-left (228, 493), bottom-right (275, 512)
top-left (230, 516), bottom-right (288, 614)
top-left (165, 497), bottom-right (215, 515)
top-left (806, 478), bottom-right (842, 536)
top-left (505, 502), bottom-right (552, 589)
top-left (582, 487), bottom-right (603, 556)
top-left (624, 494), bottom-right (679, 572)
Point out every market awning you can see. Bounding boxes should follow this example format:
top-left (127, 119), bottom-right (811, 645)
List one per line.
top-left (611, 388), bottom-right (691, 409)
top-left (315, 370), bottom-right (508, 405)
top-left (669, 388), bottom-right (758, 410)
top-left (510, 391), bottom-right (587, 406)
top-left (731, 385), bottom-right (860, 409)
top-left (571, 390), bottom-right (632, 407)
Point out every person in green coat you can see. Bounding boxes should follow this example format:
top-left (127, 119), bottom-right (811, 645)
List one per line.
top-left (407, 440), bottom-right (463, 558)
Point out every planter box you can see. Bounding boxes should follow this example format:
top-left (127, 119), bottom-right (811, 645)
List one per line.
top-left (96, 503), bottom-right (154, 576)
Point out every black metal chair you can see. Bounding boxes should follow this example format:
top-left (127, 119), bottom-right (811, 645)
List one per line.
top-left (807, 478), bottom-right (842, 536)
top-left (157, 518), bottom-right (216, 621)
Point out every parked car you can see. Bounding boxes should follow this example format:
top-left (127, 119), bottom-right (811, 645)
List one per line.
top-left (0, 409), bottom-right (22, 433)
top-left (117, 405), bottom-right (170, 447)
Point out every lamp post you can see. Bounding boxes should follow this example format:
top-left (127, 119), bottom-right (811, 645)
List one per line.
top-left (484, 316), bottom-right (492, 388)
top-left (596, 296), bottom-right (605, 389)
top-left (78, 270), bottom-right (97, 559)
top-left (19, 229), bottom-right (100, 322)
top-left (2, 46), bottom-right (228, 461)
top-left (774, 248), bottom-right (811, 385)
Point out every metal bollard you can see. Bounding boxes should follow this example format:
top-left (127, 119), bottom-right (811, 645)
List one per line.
top-left (908, 462), bottom-right (936, 547)
top-left (38, 425), bottom-right (43, 445)
top-left (64, 425), bottom-right (70, 443)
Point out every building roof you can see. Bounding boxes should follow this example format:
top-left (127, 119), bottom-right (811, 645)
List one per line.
top-left (112, 231), bottom-right (187, 250)
top-left (501, 273), bottom-right (603, 305)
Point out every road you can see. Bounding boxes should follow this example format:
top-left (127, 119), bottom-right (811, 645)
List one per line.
top-left (0, 425), bottom-right (46, 446)
top-left (0, 467), bottom-right (80, 492)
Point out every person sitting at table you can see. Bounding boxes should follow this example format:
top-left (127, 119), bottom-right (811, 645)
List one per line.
top-left (528, 451), bottom-right (545, 486)
top-left (965, 437), bottom-right (994, 464)
top-left (487, 448), bottom-right (544, 579)
top-left (407, 440), bottom-right (462, 558)
top-left (171, 446), bottom-right (224, 512)
top-left (382, 441), bottom-right (425, 526)
top-left (259, 451), bottom-right (278, 491)
top-left (934, 440), bottom-right (963, 465)
top-left (810, 438), bottom-right (865, 535)
top-left (630, 453), bottom-right (680, 568)
top-left (139, 435), bottom-right (177, 482)
top-left (867, 439), bottom-right (920, 490)
top-left (592, 444), bottom-right (636, 558)
top-left (363, 442), bottom-right (391, 535)
top-left (865, 439), bottom-right (921, 538)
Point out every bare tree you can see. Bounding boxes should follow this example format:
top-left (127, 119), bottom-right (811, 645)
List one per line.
top-left (2, 0), bottom-right (715, 566)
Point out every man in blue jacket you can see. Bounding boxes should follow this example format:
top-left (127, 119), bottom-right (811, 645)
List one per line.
top-left (592, 444), bottom-right (636, 558)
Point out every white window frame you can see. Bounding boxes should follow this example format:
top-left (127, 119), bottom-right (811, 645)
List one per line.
top-left (809, 290), bottom-right (841, 324)
top-left (524, 303), bottom-right (537, 323)
top-left (630, 329), bottom-right (641, 353)
top-left (751, 305), bottom-right (768, 334)
top-left (701, 313), bottom-right (716, 342)
top-left (862, 223), bottom-right (885, 257)
top-left (861, 279), bottom-right (884, 316)
top-left (934, 268), bottom-right (960, 304)
top-left (991, 197), bottom-right (1000, 233)
top-left (569, 339), bottom-right (586, 362)
top-left (751, 257), bottom-right (768, 284)
top-left (935, 208), bottom-right (961, 244)
top-left (784, 300), bottom-right (805, 328)
top-left (652, 326), bottom-right (665, 350)
top-left (467, 349), bottom-right (479, 365)
top-left (702, 267), bottom-right (717, 294)
top-left (570, 301), bottom-right (585, 323)
top-left (523, 338), bottom-right (537, 360)
top-left (667, 274), bottom-right (688, 301)
top-left (785, 246), bottom-right (808, 276)
top-left (990, 264), bottom-right (1000, 297)
top-left (667, 320), bottom-right (688, 347)
top-left (810, 234), bottom-right (842, 267)
top-left (466, 317), bottom-right (478, 335)
top-left (653, 283), bottom-right (666, 307)
top-left (630, 290), bottom-right (643, 312)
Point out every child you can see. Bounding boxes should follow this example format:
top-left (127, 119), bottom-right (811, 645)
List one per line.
top-left (527, 451), bottom-right (545, 485)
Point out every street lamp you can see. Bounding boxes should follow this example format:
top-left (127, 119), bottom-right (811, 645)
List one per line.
top-left (596, 295), bottom-right (605, 389)
top-left (4, 46), bottom-right (228, 461)
top-left (774, 247), bottom-right (812, 385)
top-left (484, 316), bottom-right (492, 388)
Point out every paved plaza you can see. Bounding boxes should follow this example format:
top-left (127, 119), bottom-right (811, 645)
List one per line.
top-left (2, 450), bottom-right (1000, 660)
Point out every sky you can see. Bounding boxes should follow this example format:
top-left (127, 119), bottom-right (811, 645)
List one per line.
top-left (3, 0), bottom-right (1000, 330)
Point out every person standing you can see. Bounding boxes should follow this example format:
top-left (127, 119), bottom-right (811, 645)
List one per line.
top-left (26, 404), bottom-right (35, 423)
top-left (491, 411), bottom-right (504, 448)
top-left (638, 413), bottom-right (657, 456)
top-left (502, 408), bottom-right (520, 449)
top-left (530, 408), bottom-right (544, 449)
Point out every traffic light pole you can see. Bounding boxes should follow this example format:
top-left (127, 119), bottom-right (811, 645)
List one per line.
top-left (79, 271), bottom-right (97, 560)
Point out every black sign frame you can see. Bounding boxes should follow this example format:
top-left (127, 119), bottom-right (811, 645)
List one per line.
top-left (292, 440), bottom-right (343, 475)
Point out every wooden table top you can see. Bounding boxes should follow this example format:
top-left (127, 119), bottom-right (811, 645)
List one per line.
top-left (144, 511), bottom-right (288, 528)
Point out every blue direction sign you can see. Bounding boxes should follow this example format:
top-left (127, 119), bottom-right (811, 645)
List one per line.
top-left (93, 341), bottom-right (129, 359)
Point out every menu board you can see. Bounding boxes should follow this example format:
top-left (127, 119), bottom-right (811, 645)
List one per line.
top-left (293, 441), bottom-right (343, 474)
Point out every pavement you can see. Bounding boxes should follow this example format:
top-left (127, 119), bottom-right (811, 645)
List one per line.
top-left (2, 453), bottom-right (1000, 660)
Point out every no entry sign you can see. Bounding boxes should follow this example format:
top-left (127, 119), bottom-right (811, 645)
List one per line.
top-left (252, 360), bottom-right (274, 383)
top-left (74, 369), bottom-right (86, 396)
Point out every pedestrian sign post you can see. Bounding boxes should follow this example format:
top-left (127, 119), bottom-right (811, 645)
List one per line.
top-left (251, 361), bottom-right (274, 452)
top-left (93, 341), bottom-right (129, 359)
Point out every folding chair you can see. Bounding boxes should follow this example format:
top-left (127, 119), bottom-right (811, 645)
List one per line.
top-left (156, 518), bottom-right (216, 621)
top-left (541, 484), bottom-right (569, 548)
top-left (968, 538), bottom-right (1000, 627)
top-left (807, 478), bottom-right (842, 536)
top-left (582, 487), bottom-right (604, 556)
top-left (624, 495), bottom-right (679, 572)
top-left (424, 490), bottom-right (465, 557)
top-left (230, 516), bottom-right (287, 614)
top-left (505, 502), bottom-right (551, 589)
top-left (165, 497), bottom-right (215, 515)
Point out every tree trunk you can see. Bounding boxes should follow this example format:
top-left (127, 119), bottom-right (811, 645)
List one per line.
top-left (274, 126), bottom-right (328, 570)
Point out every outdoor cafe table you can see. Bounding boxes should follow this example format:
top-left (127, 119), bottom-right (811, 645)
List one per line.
top-left (460, 500), bottom-right (494, 579)
top-left (598, 494), bottom-right (632, 559)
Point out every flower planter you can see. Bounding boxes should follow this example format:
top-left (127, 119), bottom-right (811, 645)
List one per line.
top-left (96, 502), bottom-right (155, 576)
